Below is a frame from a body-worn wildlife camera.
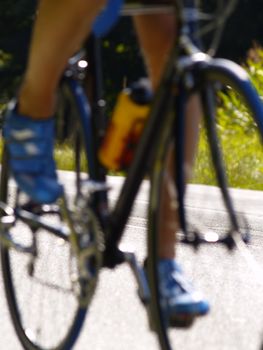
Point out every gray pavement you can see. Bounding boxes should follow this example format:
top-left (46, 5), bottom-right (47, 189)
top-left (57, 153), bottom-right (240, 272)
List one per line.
top-left (0, 174), bottom-right (263, 350)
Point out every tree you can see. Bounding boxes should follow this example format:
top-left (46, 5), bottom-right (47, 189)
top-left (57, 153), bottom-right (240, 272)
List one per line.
top-left (0, 0), bottom-right (36, 100)
top-left (216, 0), bottom-right (263, 61)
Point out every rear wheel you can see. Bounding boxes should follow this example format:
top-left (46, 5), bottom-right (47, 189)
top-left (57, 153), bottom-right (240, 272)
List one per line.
top-left (0, 144), bottom-right (88, 350)
top-left (0, 78), bottom-right (105, 350)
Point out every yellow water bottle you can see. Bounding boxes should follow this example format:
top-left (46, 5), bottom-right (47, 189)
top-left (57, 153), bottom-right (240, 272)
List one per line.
top-left (99, 78), bottom-right (153, 171)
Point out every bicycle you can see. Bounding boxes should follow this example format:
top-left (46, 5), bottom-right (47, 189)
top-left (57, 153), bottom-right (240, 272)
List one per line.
top-left (0, 0), bottom-right (263, 349)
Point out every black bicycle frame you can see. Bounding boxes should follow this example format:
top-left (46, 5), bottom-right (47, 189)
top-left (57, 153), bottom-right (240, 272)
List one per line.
top-left (72, 41), bottom-right (180, 266)
top-left (71, 0), bottom-right (196, 267)
top-left (69, 0), bottom-right (263, 267)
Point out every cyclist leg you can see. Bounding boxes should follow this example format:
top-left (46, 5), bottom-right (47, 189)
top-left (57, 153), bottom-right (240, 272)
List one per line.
top-left (134, 13), bottom-right (209, 319)
top-left (3, 0), bottom-right (106, 203)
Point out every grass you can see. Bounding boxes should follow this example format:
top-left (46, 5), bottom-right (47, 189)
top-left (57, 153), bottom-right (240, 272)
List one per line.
top-left (0, 118), bottom-right (261, 191)
top-left (52, 114), bottom-right (263, 192)
top-left (193, 93), bottom-right (263, 189)
top-left (54, 142), bottom-right (88, 172)
top-left (1, 48), bottom-right (263, 191)
top-left (62, 48), bottom-right (263, 191)
top-left (192, 125), bottom-right (263, 191)
top-left (0, 92), bottom-right (262, 191)
top-left (53, 77), bottom-right (263, 191)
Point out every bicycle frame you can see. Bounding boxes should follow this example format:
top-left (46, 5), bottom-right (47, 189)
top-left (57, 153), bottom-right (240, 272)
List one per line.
top-left (74, 3), bottom-right (180, 266)
top-left (2, 0), bottom-right (263, 262)
top-left (66, 0), bottom-right (263, 267)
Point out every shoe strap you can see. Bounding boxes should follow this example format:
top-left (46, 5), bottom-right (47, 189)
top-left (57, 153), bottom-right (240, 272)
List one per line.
top-left (3, 110), bottom-right (55, 174)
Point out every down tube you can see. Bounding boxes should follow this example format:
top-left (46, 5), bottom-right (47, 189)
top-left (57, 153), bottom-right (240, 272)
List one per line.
top-left (108, 75), bottom-right (175, 248)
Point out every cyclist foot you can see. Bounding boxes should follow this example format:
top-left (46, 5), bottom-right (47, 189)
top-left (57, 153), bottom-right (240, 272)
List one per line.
top-left (158, 259), bottom-right (210, 328)
top-left (3, 100), bottom-right (63, 204)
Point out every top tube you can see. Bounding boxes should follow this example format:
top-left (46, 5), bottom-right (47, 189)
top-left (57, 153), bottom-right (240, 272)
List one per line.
top-left (93, 0), bottom-right (177, 37)
top-left (121, 0), bottom-right (200, 18)
top-left (125, 0), bottom-right (174, 3)
top-left (121, 0), bottom-right (174, 16)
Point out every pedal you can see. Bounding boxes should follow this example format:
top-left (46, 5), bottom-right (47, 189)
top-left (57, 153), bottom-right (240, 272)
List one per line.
top-left (81, 180), bottom-right (111, 195)
top-left (21, 200), bottom-right (60, 215)
top-left (169, 314), bottom-right (195, 328)
top-left (120, 245), bottom-right (151, 305)
top-left (0, 202), bottom-right (16, 229)
top-left (147, 306), bottom-right (195, 332)
top-left (0, 214), bottom-right (15, 229)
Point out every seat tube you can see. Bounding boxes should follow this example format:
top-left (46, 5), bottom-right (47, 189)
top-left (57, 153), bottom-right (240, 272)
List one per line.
top-left (84, 35), bottom-right (108, 182)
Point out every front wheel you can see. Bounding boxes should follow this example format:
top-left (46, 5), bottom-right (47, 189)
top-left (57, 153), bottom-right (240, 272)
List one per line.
top-left (147, 60), bottom-right (263, 349)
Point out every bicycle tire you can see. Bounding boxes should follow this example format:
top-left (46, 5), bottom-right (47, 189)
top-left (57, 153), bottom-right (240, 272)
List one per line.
top-left (147, 59), bottom-right (263, 350)
top-left (147, 103), bottom-right (176, 350)
top-left (0, 144), bottom-right (88, 350)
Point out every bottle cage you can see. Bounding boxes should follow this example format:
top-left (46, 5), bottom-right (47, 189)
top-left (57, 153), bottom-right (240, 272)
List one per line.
top-left (93, 0), bottom-right (124, 37)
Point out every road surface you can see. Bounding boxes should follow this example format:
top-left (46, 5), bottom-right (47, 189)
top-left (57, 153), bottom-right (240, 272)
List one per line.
top-left (0, 174), bottom-right (262, 350)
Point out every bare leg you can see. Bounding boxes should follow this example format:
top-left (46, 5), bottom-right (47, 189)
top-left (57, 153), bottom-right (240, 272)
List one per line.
top-left (18, 0), bottom-right (106, 118)
top-left (133, 14), bottom-right (176, 90)
top-left (134, 15), bottom-right (202, 258)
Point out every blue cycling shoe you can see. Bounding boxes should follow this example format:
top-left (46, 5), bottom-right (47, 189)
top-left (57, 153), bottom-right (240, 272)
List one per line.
top-left (158, 259), bottom-right (210, 327)
top-left (3, 100), bottom-right (63, 204)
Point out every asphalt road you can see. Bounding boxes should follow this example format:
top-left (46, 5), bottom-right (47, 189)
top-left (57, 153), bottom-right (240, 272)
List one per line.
top-left (0, 174), bottom-right (263, 350)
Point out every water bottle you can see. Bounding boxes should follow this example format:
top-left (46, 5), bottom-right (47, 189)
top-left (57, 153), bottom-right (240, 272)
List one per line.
top-left (99, 78), bottom-right (153, 171)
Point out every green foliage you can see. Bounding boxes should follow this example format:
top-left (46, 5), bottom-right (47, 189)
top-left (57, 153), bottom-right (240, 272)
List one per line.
top-left (193, 46), bottom-right (263, 190)
top-left (193, 123), bottom-right (263, 190)
top-left (54, 143), bottom-right (88, 172)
